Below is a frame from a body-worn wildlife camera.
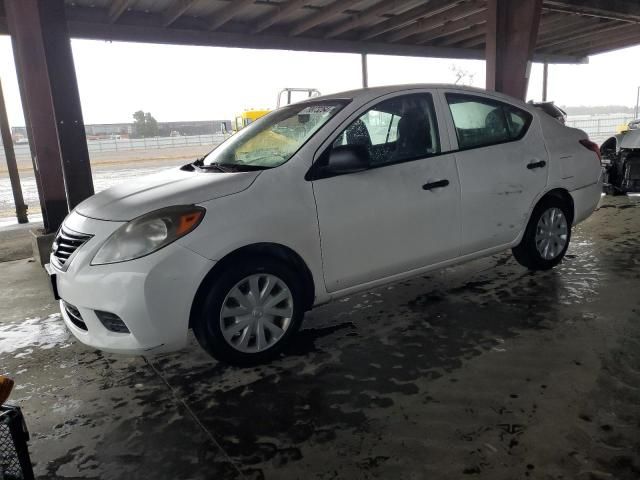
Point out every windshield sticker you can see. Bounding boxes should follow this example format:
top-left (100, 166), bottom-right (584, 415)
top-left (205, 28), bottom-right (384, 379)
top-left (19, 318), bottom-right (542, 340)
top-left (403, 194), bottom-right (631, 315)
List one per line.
top-left (300, 106), bottom-right (335, 114)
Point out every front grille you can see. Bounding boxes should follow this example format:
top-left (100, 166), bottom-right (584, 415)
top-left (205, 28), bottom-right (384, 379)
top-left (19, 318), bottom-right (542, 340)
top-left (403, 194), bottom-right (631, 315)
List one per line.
top-left (52, 226), bottom-right (92, 269)
top-left (63, 301), bottom-right (88, 331)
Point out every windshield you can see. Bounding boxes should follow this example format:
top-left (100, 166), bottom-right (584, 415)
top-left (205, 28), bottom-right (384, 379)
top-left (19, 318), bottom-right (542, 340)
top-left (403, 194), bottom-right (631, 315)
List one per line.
top-left (203, 100), bottom-right (347, 169)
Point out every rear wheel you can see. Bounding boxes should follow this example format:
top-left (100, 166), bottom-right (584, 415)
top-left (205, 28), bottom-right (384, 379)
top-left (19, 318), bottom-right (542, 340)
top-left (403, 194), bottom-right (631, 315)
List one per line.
top-left (512, 196), bottom-right (572, 271)
top-left (193, 257), bottom-right (305, 365)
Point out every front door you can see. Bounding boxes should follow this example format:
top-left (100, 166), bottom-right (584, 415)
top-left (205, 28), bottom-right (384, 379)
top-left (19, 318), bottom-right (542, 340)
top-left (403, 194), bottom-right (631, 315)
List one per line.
top-left (311, 92), bottom-right (461, 293)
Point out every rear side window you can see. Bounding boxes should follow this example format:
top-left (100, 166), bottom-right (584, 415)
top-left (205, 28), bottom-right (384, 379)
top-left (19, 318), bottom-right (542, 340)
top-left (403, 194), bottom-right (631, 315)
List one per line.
top-left (446, 93), bottom-right (532, 150)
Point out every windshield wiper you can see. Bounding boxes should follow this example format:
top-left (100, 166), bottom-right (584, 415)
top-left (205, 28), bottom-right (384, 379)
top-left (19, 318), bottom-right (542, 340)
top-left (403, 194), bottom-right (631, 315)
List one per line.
top-left (196, 163), bottom-right (233, 172)
top-left (180, 156), bottom-right (206, 171)
top-left (185, 156), bottom-right (276, 173)
top-left (217, 164), bottom-right (271, 171)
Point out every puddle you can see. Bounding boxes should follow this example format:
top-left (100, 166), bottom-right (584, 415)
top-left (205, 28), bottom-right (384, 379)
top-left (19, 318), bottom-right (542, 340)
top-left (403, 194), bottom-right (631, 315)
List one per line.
top-left (0, 313), bottom-right (72, 354)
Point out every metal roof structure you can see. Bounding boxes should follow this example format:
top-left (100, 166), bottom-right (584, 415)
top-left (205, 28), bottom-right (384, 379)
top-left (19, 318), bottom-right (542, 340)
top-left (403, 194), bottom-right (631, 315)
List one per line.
top-left (2, 0), bottom-right (640, 64)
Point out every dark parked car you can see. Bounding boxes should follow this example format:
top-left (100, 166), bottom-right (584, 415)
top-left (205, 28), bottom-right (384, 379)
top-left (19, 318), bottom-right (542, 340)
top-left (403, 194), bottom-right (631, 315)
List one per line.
top-left (600, 129), bottom-right (640, 194)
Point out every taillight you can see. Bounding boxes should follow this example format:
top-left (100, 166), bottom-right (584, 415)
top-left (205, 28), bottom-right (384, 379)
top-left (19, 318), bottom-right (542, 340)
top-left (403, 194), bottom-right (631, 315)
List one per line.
top-left (579, 139), bottom-right (602, 161)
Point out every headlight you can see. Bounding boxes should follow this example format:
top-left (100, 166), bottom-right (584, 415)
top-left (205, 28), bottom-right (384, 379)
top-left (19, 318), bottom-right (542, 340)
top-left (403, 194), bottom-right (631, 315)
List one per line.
top-left (91, 205), bottom-right (205, 265)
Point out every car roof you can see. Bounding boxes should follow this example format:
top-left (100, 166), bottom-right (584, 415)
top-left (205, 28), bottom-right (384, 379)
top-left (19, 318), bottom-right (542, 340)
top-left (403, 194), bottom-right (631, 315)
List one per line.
top-left (307, 84), bottom-right (530, 109)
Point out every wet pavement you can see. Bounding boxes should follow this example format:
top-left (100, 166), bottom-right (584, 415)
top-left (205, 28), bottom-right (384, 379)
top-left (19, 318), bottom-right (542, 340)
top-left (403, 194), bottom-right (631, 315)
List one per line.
top-left (1, 195), bottom-right (639, 479)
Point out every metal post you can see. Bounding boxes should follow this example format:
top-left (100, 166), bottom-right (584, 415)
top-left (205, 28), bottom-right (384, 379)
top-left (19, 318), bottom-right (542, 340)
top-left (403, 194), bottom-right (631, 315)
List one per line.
top-left (38, 0), bottom-right (95, 209)
top-left (0, 79), bottom-right (28, 223)
top-left (542, 62), bottom-right (548, 101)
top-left (361, 53), bottom-right (369, 88)
top-left (486, 0), bottom-right (543, 99)
top-left (635, 86), bottom-right (639, 120)
top-left (6, 0), bottom-right (68, 232)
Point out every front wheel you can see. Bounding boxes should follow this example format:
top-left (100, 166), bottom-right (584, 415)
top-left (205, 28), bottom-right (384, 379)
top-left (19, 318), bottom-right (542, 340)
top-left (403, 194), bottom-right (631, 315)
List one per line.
top-left (193, 257), bottom-right (305, 365)
top-left (512, 196), bottom-right (572, 271)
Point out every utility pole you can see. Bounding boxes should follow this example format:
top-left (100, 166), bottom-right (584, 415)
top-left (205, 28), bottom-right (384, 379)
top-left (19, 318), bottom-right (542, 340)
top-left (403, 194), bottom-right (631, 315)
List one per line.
top-left (542, 62), bottom-right (548, 102)
top-left (361, 53), bottom-right (368, 88)
top-left (0, 78), bottom-right (28, 224)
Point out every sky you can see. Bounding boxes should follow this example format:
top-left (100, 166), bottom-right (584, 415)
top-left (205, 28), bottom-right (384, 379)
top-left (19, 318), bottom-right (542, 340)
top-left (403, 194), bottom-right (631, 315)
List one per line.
top-left (1, 35), bottom-right (640, 126)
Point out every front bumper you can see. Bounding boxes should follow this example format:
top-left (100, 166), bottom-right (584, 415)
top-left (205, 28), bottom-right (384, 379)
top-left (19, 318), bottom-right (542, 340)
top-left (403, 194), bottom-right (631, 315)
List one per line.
top-left (51, 211), bottom-right (215, 355)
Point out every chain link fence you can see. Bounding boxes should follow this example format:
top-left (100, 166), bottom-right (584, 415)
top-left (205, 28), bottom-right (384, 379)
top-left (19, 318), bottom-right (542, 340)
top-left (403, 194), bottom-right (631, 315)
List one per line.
top-left (2, 133), bottom-right (229, 164)
top-left (565, 115), bottom-right (634, 144)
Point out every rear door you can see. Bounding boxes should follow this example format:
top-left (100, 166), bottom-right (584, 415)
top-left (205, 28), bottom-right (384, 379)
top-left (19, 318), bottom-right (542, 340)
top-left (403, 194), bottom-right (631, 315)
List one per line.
top-left (311, 91), bottom-right (461, 293)
top-left (441, 90), bottom-right (548, 255)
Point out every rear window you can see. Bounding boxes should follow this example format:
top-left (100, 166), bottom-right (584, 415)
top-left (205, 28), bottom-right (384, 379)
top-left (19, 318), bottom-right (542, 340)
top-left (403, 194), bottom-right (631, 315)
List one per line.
top-left (446, 93), bottom-right (533, 150)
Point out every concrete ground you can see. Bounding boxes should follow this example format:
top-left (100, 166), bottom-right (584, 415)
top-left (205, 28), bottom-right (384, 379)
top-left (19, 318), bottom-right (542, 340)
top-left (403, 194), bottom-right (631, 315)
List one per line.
top-left (0, 222), bottom-right (42, 263)
top-left (1, 195), bottom-right (639, 480)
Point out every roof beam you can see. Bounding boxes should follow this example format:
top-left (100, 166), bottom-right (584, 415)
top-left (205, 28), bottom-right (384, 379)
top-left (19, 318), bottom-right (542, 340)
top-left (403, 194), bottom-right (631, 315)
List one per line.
top-left (289, 0), bottom-right (362, 36)
top-left (397, 7), bottom-right (486, 44)
top-left (542, 0), bottom-right (640, 23)
top-left (538, 13), bottom-right (579, 34)
top-left (537, 18), bottom-right (600, 44)
top-left (553, 24), bottom-right (640, 54)
top-left (458, 32), bottom-right (486, 48)
top-left (360, 0), bottom-right (464, 40)
top-left (108, 0), bottom-right (134, 23)
top-left (163, 0), bottom-right (198, 27)
top-left (208, 0), bottom-right (255, 31)
top-left (434, 22), bottom-right (486, 47)
top-left (539, 21), bottom-right (629, 49)
top-left (591, 38), bottom-right (640, 55)
top-left (58, 8), bottom-right (585, 64)
top-left (324, 0), bottom-right (416, 39)
top-left (387, 1), bottom-right (483, 43)
top-left (253, 0), bottom-right (308, 34)
top-left (573, 31), bottom-right (640, 56)
top-left (537, 19), bottom-right (617, 48)
top-left (537, 15), bottom-right (594, 42)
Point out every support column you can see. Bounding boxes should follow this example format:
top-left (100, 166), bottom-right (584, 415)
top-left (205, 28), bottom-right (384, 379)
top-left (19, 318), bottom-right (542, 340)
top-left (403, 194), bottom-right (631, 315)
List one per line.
top-left (485, 0), bottom-right (543, 100)
top-left (6, 0), bottom-right (94, 233)
top-left (0, 78), bottom-right (28, 224)
top-left (361, 53), bottom-right (369, 88)
top-left (542, 62), bottom-right (549, 101)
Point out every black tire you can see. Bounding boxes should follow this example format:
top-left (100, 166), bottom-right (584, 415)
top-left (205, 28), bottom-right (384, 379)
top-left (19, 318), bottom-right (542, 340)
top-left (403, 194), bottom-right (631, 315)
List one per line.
top-left (603, 183), bottom-right (615, 196)
top-left (192, 256), bottom-right (305, 366)
top-left (512, 196), bottom-right (572, 271)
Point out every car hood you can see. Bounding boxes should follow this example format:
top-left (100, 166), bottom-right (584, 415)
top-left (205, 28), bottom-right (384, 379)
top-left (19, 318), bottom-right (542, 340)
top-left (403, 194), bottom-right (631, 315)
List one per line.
top-left (74, 167), bottom-right (260, 221)
top-left (619, 129), bottom-right (640, 149)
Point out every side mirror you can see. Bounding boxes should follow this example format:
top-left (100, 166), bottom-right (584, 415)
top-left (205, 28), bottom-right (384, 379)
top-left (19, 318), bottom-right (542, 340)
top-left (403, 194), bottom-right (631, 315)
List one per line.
top-left (326, 145), bottom-right (370, 174)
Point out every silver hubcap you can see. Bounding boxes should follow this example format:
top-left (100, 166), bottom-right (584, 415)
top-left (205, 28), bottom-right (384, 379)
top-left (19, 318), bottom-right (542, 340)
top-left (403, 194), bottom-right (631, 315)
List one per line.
top-left (219, 274), bottom-right (294, 353)
top-left (535, 207), bottom-right (568, 260)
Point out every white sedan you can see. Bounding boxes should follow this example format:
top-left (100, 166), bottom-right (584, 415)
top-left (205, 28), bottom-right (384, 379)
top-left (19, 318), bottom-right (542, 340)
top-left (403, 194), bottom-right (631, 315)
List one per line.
top-left (48, 85), bottom-right (603, 364)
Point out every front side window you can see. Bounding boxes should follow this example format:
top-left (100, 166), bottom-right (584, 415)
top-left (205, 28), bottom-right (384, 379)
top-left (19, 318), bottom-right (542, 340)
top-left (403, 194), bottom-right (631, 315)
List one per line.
top-left (446, 93), bottom-right (532, 150)
top-left (333, 93), bottom-right (440, 167)
top-left (204, 100), bottom-right (347, 169)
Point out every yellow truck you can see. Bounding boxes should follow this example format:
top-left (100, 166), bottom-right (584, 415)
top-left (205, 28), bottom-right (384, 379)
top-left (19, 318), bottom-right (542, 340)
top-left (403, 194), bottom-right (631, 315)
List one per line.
top-left (233, 109), bottom-right (270, 133)
top-left (232, 88), bottom-right (321, 133)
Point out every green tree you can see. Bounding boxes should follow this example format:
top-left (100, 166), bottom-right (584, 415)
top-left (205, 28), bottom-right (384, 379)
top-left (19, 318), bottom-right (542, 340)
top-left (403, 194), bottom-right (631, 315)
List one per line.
top-left (144, 112), bottom-right (158, 137)
top-left (132, 110), bottom-right (159, 138)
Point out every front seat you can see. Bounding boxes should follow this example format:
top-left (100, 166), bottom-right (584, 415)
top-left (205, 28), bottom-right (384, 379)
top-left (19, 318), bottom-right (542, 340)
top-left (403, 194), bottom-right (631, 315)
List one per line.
top-left (395, 109), bottom-right (431, 160)
top-left (485, 109), bottom-right (508, 141)
top-left (346, 119), bottom-right (372, 147)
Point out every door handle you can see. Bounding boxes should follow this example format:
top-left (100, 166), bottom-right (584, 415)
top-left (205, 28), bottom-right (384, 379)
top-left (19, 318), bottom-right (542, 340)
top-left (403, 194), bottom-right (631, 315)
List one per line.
top-left (422, 179), bottom-right (449, 190)
top-left (527, 160), bottom-right (546, 170)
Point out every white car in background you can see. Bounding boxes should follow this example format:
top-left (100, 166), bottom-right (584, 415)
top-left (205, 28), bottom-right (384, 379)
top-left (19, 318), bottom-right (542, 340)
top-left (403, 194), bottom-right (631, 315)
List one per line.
top-left (48, 85), bottom-right (603, 365)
